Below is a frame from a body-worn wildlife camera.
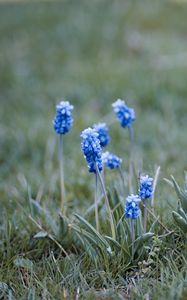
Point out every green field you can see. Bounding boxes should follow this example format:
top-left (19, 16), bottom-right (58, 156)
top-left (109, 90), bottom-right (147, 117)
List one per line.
top-left (0, 0), bottom-right (187, 299)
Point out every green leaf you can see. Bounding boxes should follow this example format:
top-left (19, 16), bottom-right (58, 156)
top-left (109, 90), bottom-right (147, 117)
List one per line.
top-left (72, 224), bottom-right (105, 262)
top-left (177, 205), bottom-right (187, 221)
top-left (74, 231), bottom-right (98, 261)
top-left (72, 224), bottom-right (103, 248)
top-left (28, 288), bottom-right (35, 300)
top-left (83, 201), bottom-right (103, 220)
top-left (149, 216), bottom-right (160, 232)
top-left (58, 215), bottom-right (75, 247)
top-left (58, 214), bottom-right (69, 237)
top-left (30, 200), bottom-right (58, 235)
top-left (116, 217), bottom-right (129, 250)
top-left (134, 233), bottom-right (154, 253)
top-left (0, 282), bottom-right (8, 292)
top-left (172, 211), bottom-right (187, 233)
top-left (122, 218), bottom-right (132, 243)
top-left (171, 176), bottom-right (187, 213)
top-left (104, 235), bottom-right (131, 258)
top-left (136, 212), bottom-right (144, 236)
top-left (74, 214), bottom-right (110, 248)
top-left (14, 258), bottom-right (33, 271)
top-left (0, 282), bottom-right (10, 299)
top-left (34, 231), bottom-right (48, 238)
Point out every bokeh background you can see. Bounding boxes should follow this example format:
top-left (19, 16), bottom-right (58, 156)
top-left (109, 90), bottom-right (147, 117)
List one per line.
top-left (1, 0), bottom-right (187, 214)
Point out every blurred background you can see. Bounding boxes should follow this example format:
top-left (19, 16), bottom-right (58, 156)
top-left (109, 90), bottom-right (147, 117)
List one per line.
top-left (0, 0), bottom-right (187, 213)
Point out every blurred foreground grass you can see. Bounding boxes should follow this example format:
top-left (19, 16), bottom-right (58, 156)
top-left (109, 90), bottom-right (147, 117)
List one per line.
top-left (1, 0), bottom-right (187, 208)
top-left (0, 0), bottom-right (187, 298)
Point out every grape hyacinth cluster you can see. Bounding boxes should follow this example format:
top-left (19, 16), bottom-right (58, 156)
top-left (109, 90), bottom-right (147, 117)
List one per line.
top-left (81, 128), bottom-right (103, 173)
top-left (125, 194), bottom-right (141, 220)
top-left (50, 97), bottom-right (158, 259)
top-left (102, 152), bottom-right (122, 170)
top-left (139, 175), bottom-right (153, 200)
top-left (53, 101), bottom-right (74, 135)
top-left (93, 123), bottom-right (110, 147)
top-left (112, 99), bottom-right (135, 128)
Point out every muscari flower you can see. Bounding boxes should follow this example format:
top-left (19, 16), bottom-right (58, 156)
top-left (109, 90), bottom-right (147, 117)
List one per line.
top-left (81, 128), bottom-right (103, 173)
top-left (102, 151), bottom-right (122, 170)
top-left (125, 194), bottom-right (141, 220)
top-left (93, 123), bottom-right (110, 147)
top-left (53, 101), bottom-right (74, 135)
top-left (139, 175), bottom-right (153, 200)
top-left (112, 99), bottom-right (135, 128)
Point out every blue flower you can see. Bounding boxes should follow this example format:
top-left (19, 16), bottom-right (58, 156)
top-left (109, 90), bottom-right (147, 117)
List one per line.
top-left (125, 194), bottom-right (141, 220)
top-left (53, 101), bottom-right (74, 135)
top-left (139, 175), bottom-right (153, 200)
top-left (112, 99), bottom-right (135, 128)
top-left (93, 123), bottom-right (110, 147)
top-left (81, 128), bottom-right (103, 173)
top-left (102, 151), bottom-right (122, 169)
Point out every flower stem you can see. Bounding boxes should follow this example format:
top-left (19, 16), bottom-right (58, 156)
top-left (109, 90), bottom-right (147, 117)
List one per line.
top-left (128, 126), bottom-right (134, 194)
top-left (95, 172), bottom-right (99, 232)
top-left (118, 166), bottom-right (125, 192)
top-left (59, 134), bottom-right (66, 214)
top-left (131, 219), bottom-right (135, 259)
top-left (96, 164), bottom-right (116, 239)
top-left (102, 165), bottom-right (105, 185)
top-left (143, 200), bottom-right (147, 233)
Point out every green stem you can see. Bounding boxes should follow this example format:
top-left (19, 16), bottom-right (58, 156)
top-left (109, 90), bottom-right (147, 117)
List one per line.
top-left (59, 134), bottom-right (66, 214)
top-left (118, 166), bottom-right (125, 191)
top-left (95, 172), bottom-right (99, 232)
top-left (131, 219), bottom-right (135, 259)
top-left (102, 165), bottom-right (105, 185)
top-left (128, 126), bottom-right (134, 194)
top-left (96, 164), bottom-right (116, 239)
top-left (143, 200), bottom-right (147, 233)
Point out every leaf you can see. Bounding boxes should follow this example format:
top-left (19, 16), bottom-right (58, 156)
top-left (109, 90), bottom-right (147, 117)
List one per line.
top-left (83, 200), bottom-right (103, 220)
top-left (112, 189), bottom-right (124, 223)
top-left (136, 212), bottom-right (144, 236)
top-left (112, 188), bottom-right (123, 209)
top-left (72, 224), bottom-right (107, 251)
top-left (149, 216), bottom-right (160, 232)
top-left (0, 282), bottom-right (8, 291)
top-left (171, 176), bottom-right (187, 213)
top-left (31, 200), bottom-right (58, 235)
top-left (72, 223), bottom-right (104, 263)
top-left (153, 166), bottom-right (161, 193)
top-left (74, 214), bottom-right (110, 248)
top-left (104, 236), bottom-right (131, 258)
top-left (27, 288), bottom-right (35, 300)
top-left (74, 231), bottom-right (98, 261)
top-left (177, 205), bottom-right (187, 221)
top-left (122, 218), bottom-right (132, 243)
top-left (14, 258), bottom-right (33, 271)
top-left (34, 231), bottom-right (48, 238)
top-left (116, 217), bottom-right (129, 249)
top-left (134, 233), bottom-right (154, 253)
top-left (172, 211), bottom-right (187, 233)
top-left (58, 215), bottom-right (75, 247)
top-left (0, 282), bottom-right (14, 300)
top-left (0, 282), bottom-right (9, 295)
top-left (163, 178), bottom-right (174, 187)
top-left (58, 214), bottom-right (69, 238)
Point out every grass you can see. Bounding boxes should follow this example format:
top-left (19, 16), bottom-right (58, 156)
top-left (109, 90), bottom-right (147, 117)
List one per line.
top-left (0, 0), bottom-right (187, 298)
